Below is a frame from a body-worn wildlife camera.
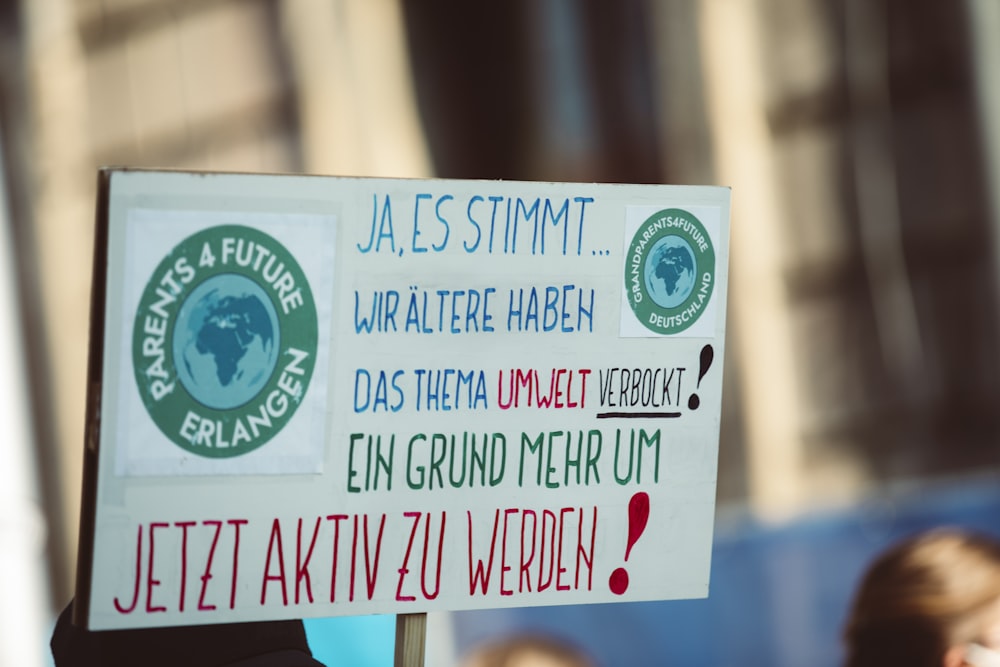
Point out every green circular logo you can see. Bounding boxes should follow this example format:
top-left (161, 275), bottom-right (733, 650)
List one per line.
top-left (132, 225), bottom-right (317, 458)
top-left (625, 208), bottom-right (715, 335)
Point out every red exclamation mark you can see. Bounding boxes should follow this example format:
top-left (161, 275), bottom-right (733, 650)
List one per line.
top-left (608, 492), bottom-right (650, 595)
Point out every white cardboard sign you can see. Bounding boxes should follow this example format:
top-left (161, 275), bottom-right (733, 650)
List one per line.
top-left (77, 170), bottom-right (731, 630)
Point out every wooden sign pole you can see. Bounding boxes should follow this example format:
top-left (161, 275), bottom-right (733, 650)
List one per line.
top-left (394, 613), bottom-right (427, 667)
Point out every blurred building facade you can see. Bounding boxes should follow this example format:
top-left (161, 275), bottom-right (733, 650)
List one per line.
top-left (2, 0), bottom-right (1000, 663)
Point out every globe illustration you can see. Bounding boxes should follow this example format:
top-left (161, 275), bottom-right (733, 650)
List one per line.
top-left (173, 274), bottom-right (280, 410)
top-left (644, 235), bottom-right (697, 309)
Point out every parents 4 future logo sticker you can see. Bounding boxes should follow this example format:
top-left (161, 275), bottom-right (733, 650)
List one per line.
top-left (134, 225), bottom-right (317, 457)
top-left (117, 211), bottom-right (334, 476)
top-left (620, 207), bottom-right (720, 338)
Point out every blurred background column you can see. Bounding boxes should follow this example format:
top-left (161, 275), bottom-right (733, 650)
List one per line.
top-left (966, 0), bottom-right (1000, 281)
top-left (0, 131), bottom-right (51, 667)
top-left (698, 0), bottom-right (806, 519)
top-left (22, 0), bottom-right (91, 605)
top-left (278, 0), bottom-right (432, 178)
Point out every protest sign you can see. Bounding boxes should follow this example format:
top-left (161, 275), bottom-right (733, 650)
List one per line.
top-left (76, 169), bottom-right (730, 630)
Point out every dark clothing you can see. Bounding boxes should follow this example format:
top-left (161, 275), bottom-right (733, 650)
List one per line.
top-left (51, 601), bottom-right (327, 667)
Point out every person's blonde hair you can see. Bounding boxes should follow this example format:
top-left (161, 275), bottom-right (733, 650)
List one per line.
top-left (461, 634), bottom-right (595, 667)
top-left (844, 528), bottom-right (1000, 667)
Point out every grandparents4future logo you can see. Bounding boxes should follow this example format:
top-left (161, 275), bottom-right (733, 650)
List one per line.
top-left (624, 208), bottom-right (716, 336)
top-left (133, 224), bottom-right (317, 458)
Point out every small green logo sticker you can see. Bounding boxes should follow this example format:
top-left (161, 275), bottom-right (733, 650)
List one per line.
top-left (132, 225), bottom-right (317, 458)
top-left (624, 208), bottom-right (715, 335)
